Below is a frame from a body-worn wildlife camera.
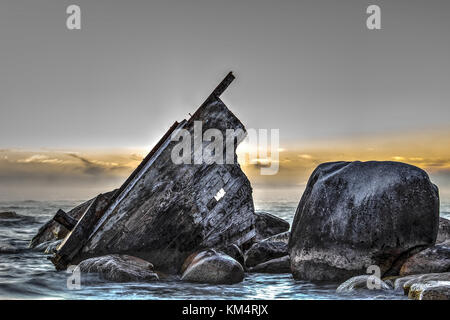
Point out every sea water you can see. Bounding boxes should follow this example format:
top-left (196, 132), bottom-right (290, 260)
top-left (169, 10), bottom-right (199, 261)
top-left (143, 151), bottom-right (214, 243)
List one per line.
top-left (1, 189), bottom-right (448, 300)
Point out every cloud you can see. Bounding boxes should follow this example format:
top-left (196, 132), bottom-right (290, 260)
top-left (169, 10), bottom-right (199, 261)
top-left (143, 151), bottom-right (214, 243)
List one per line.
top-left (17, 154), bottom-right (65, 164)
top-left (68, 153), bottom-right (128, 176)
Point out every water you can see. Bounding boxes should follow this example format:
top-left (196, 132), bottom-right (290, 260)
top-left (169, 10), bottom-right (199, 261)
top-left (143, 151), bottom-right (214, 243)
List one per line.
top-left (1, 195), bottom-right (448, 300)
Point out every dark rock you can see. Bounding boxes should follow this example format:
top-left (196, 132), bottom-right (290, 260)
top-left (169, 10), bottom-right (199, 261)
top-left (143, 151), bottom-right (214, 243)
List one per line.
top-left (181, 249), bottom-right (244, 284)
top-left (254, 212), bottom-right (289, 242)
top-left (399, 240), bottom-right (450, 276)
top-left (78, 254), bottom-right (159, 282)
top-left (289, 161), bottom-right (440, 281)
top-left (437, 217), bottom-right (450, 244)
top-left (248, 255), bottom-right (290, 273)
top-left (0, 211), bottom-right (19, 219)
top-left (245, 234), bottom-right (288, 268)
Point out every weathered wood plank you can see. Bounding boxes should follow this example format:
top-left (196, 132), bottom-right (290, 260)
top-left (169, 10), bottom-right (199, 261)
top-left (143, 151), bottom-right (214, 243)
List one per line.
top-left (53, 209), bottom-right (77, 231)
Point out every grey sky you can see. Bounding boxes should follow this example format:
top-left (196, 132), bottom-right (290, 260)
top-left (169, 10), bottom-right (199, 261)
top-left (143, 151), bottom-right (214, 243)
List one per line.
top-left (1, 0), bottom-right (449, 149)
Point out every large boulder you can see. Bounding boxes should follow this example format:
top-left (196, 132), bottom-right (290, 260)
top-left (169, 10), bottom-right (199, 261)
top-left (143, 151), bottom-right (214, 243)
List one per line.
top-left (289, 161), bottom-right (440, 281)
top-left (254, 212), bottom-right (290, 242)
top-left (78, 254), bottom-right (159, 282)
top-left (437, 217), bottom-right (450, 244)
top-left (399, 240), bottom-right (450, 276)
top-left (181, 249), bottom-right (244, 284)
top-left (245, 232), bottom-right (289, 268)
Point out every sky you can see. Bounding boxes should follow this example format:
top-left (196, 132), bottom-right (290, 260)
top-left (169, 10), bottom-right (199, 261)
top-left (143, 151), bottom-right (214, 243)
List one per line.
top-left (1, 0), bottom-right (450, 200)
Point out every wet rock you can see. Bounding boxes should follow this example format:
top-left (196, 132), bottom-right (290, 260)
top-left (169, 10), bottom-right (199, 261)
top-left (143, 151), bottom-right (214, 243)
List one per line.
top-left (181, 249), bottom-right (244, 284)
top-left (78, 254), bottom-right (159, 282)
top-left (409, 282), bottom-right (450, 300)
top-left (245, 234), bottom-right (288, 268)
top-left (393, 272), bottom-right (450, 293)
top-left (437, 217), bottom-right (450, 244)
top-left (254, 212), bottom-right (290, 242)
top-left (248, 255), bottom-right (290, 273)
top-left (0, 211), bottom-right (19, 219)
top-left (336, 275), bottom-right (391, 292)
top-left (400, 240), bottom-right (450, 276)
top-left (289, 161), bottom-right (439, 281)
top-left (54, 74), bottom-right (256, 273)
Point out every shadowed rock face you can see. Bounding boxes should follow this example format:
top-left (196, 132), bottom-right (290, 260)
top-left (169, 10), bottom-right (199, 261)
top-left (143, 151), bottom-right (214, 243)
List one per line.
top-left (181, 249), bottom-right (244, 284)
top-left (248, 255), bottom-right (290, 274)
top-left (245, 233), bottom-right (289, 268)
top-left (53, 95), bottom-right (255, 274)
top-left (289, 161), bottom-right (440, 281)
top-left (400, 240), bottom-right (450, 276)
top-left (254, 212), bottom-right (290, 242)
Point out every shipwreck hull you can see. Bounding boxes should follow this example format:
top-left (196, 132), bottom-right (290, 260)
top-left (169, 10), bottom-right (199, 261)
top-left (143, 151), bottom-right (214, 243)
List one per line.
top-left (51, 72), bottom-right (256, 273)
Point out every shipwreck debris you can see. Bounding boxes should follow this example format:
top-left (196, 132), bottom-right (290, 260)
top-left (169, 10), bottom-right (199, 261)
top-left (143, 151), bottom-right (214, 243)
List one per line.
top-left (49, 72), bottom-right (257, 273)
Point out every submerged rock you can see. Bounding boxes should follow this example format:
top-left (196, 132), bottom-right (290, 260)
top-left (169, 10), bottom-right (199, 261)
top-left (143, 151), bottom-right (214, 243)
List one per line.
top-left (78, 254), bottom-right (159, 282)
top-left (400, 240), bottom-right (450, 276)
top-left (336, 275), bottom-right (391, 292)
top-left (0, 211), bottom-right (19, 219)
top-left (181, 249), bottom-right (244, 284)
top-left (245, 233), bottom-right (288, 268)
top-left (254, 212), bottom-right (290, 242)
top-left (289, 161), bottom-right (439, 281)
top-left (437, 217), bottom-right (450, 244)
top-left (248, 255), bottom-right (290, 273)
